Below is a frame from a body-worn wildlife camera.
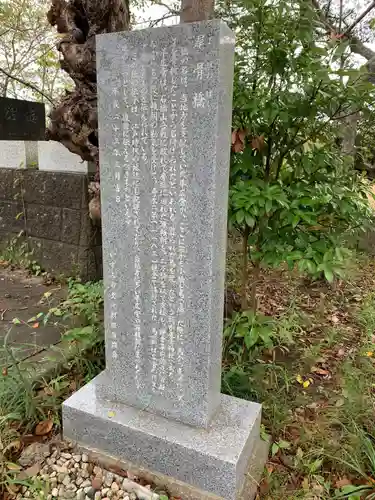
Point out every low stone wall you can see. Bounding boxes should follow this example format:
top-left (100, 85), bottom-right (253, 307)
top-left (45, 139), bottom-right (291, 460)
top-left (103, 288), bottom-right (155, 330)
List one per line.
top-left (0, 168), bottom-right (102, 280)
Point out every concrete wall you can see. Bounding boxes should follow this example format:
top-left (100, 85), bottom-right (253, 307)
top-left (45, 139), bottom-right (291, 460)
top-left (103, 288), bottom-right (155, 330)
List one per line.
top-left (0, 168), bottom-right (102, 281)
top-left (0, 140), bottom-right (91, 172)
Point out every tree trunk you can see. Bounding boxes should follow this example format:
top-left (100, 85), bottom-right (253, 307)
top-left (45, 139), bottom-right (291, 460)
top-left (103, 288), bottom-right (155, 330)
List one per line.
top-left (46, 0), bottom-right (130, 167)
top-left (180, 0), bottom-right (215, 23)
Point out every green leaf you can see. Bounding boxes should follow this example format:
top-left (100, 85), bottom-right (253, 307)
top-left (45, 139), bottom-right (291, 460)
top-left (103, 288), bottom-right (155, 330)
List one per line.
top-left (236, 210), bottom-right (245, 224)
top-left (278, 440), bottom-right (291, 450)
top-left (324, 268), bottom-right (334, 282)
top-left (271, 443), bottom-right (279, 456)
top-left (245, 214), bottom-right (255, 228)
top-left (265, 199), bottom-right (273, 213)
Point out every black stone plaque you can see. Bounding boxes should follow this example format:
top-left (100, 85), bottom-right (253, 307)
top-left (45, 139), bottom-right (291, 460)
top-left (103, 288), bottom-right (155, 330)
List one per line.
top-left (0, 97), bottom-right (45, 140)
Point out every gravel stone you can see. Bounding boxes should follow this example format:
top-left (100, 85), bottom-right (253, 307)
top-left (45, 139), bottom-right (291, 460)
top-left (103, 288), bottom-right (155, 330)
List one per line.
top-left (53, 465), bottom-right (68, 474)
top-left (104, 473), bottom-right (114, 487)
top-left (64, 491), bottom-right (76, 499)
top-left (76, 489), bottom-right (85, 500)
top-left (58, 472), bottom-right (67, 483)
top-left (16, 442), bottom-right (161, 500)
top-left (19, 443), bottom-right (50, 468)
top-left (84, 487), bottom-right (95, 499)
top-left (93, 466), bottom-right (103, 476)
top-left (111, 482), bottom-right (119, 492)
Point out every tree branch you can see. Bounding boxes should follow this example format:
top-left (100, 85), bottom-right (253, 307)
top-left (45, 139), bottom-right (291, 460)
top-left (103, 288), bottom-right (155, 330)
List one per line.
top-left (0, 67), bottom-right (54, 104)
top-left (344, 0), bottom-right (375, 36)
top-left (339, 0), bottom-right (343, 33)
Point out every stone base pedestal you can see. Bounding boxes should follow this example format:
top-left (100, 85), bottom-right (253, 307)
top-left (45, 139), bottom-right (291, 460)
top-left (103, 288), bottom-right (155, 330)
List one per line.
top-left (63, 373), bottom-right (267, 500)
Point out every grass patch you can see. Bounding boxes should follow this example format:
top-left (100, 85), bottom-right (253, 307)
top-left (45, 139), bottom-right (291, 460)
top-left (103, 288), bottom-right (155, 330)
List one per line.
top-left (223, 253), bottom-right (375, 499)
top-left (0, 278), bottom-right (105, 496)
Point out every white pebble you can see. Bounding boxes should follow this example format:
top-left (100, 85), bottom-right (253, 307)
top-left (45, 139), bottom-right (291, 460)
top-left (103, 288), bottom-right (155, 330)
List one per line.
top-left (76, 490), bottom-right (85, 500)
top-left (50, 471), bottom-right (57, 478)
top-left (63, 475), bottom-right (71, 486)
top-left (104, 472), bottom-right (114, 486)
top-left (101, 488), bottom-right (109, 495)
top-left (93, 466), bottom-right (102, 476)
top-left (24, 492), bottom-right (31, 498)
top-left (81, 470), bottom-right (90, 478)
top-left (52, 488), bottom-right (58, 498)
top-left (81, 453), bottom-right (89, 462)
top-left (47, 495), bottom-right (52, 500)
top-left (53, 465), bottom-right (68, 474)
top-left (80, 479), bottom-right (91, 488)
top-left (111, 482), bottom-right (119, 492)
top-left (61, 452), bottom-right (72, 459)
top-left (81, 462), bottom-right (89, 471)
top-left (76, 477), bottom-right (84, 486)
top-left (74, 463), bottom-right (80, 469)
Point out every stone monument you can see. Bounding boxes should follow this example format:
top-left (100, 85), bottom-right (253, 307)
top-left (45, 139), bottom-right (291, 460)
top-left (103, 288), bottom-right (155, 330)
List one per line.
top-left (0, 96), bottom-right (45, 141)
top-left (63, 20), bottom-right (267, 500)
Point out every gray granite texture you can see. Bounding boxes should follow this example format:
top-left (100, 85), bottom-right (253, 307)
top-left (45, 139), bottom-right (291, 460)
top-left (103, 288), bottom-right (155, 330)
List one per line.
top-left (96, 20), bottom-right (235, 429)
top-left (63, 373), bottom-right (263, 500)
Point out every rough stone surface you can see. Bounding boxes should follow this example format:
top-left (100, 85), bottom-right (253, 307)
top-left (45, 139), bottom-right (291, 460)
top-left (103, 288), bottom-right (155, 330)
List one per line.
top-left (0, 168), bottom-right (102, 280)
top-left (63, 375), bottom-right (262, 500)
top-left (96, 19), bottom-right (235, 428)
top-left (0, 141), bottom-right (26, 169)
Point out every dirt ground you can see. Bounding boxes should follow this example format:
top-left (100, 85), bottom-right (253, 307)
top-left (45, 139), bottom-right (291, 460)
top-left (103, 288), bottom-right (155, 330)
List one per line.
top-left (0, 266), bottom-right (66, 365)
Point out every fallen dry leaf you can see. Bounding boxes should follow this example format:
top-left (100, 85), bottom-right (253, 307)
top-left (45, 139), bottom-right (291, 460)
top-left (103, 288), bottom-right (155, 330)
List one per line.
top-left (19, 462), bottom-right (41, 479)
top-left (34, 420), bottom-right (53, 436)
top-left (311, 367), bottom-right (330, 376)
top-left (335, 477), bottom-right (352, 488)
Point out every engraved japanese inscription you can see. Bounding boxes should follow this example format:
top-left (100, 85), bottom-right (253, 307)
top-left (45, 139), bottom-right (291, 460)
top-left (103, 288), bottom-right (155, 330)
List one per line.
top-left (97, 21), bottom-right (235, 427)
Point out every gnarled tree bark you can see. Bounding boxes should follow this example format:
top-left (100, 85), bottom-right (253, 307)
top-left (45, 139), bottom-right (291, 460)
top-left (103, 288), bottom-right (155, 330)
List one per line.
top-left (47, 0), bottom-right (130, 221)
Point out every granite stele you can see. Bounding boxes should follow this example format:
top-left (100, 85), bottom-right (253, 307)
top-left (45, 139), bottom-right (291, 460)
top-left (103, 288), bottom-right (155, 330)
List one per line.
top-left (63, 20), bottom-right (267, 500)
